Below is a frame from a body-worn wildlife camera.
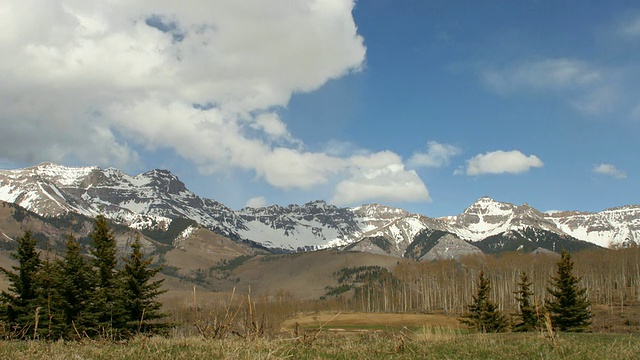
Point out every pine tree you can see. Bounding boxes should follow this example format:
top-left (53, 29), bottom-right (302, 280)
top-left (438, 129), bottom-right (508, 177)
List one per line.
top-left (54, 235), bottom-right (100, 339)
top-left (546, 250), bottom-right (592, 332)
top-left (89, 215), bottom-right (124, 332)
top-left (0, 231), bottom-right (42, 333)
top-left (513, 271), bottom-right (539, 331)
top-left (460, 271), bottom-right (507, 332)
top-left (119, 235), bottom-right (168, 335)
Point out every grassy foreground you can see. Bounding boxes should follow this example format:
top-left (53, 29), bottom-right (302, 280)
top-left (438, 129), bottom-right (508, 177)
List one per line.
top-left (0, 332), bottom-right (638, 360)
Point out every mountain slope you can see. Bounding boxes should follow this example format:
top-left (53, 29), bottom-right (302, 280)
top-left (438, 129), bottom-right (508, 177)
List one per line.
top-left (237, 201), bottom-right (363, 251)
top-left (547, 206), bottom-right (640, 247)
top-left (0, 162), bottom-right (247, 238)
top-left (441, 196), bottom-right (564, 241)
top-left (1, 163), bottom-right (637, 255)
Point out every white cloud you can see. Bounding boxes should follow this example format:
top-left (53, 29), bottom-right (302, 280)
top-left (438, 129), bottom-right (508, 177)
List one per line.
top-left (481, 58), bottom-right (620, 115)
top-left (483, 58), bottom-right (601, 93)
top-left (619, 14), bottom-right (640, 37)
top-left (331, 151), bottom-right (430, 205)
top-left (251, 113), bottom-right (295, 142)
top-left (244, 196), bottom-right (268, 208)
top-left (408, 141), bottom-right (461, 168)
top-left (569, 86), bottom-right (618, 115)
top-left (0, 0), bottom-right (435, 206)
top-left (462, 150), bottom-right (543, 176)
top-left (321, 140), bottom-right (366, 157)
top-left (0, 0), bottom-right (366, 158)
top-left (257, 148), bottom-right (346, 189)
top-left (593, 163), bottom-right (627, 179)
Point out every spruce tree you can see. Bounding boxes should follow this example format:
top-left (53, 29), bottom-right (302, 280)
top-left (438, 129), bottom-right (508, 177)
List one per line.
top-left (513, 271), bottom-right (539, 331)
top-left (0, 231), bottom-right (42, 333)
top-left (34, 253), bottom-right (64, 340)
top-left (546, 250), bottom-right (592, 332)
top-left (119, 235), bottom-right (168, 335)
top-left (460, 271), bottom-right (507, 332)
top-left (55, 235), bottom-right (100, 339)
top-left (89, 215), bottom-right (124, 332)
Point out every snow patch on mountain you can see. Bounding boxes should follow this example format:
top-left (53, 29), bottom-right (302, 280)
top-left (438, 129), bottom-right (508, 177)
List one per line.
top-left (547, 205), bottom-right (640, 247)
top-left (33, 162), bottom-right (98, 187)
top-left (365, 215), bottom-right (432, 248)
top-left (1, 163), bottom-right (639, 253)
top-left (236, 200), bottom-right (363, 251)
top-left (443, 197), bottom-right (566, 242)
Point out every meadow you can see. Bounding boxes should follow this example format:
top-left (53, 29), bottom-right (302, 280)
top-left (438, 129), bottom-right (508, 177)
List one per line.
top-left (3, 242), bottom-right (640, 358)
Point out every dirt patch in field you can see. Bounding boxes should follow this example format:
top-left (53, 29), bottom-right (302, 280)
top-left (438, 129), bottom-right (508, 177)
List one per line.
top-left (281, 312), bottom-right (461, 332)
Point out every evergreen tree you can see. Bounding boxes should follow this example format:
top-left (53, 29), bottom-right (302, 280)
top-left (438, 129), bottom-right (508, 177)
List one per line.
top-left (460, 271), bottom-right (507, 332)
top-left (33, 253), bottom-right (63, 340)
top-left (89, 215), bottom-right (124, 331)
top-left (546, 250), bottom-right (592, 332)
top-left (54, 235), bottom-right (100, 339)
top-left (513, 271), bottom-right (539, 331)
top-left (119, 235), bottom-right (168, 335)
top-left (0, 231), bottom-right (42, 333)
top-left (90, 215), bottom-right (117, 290)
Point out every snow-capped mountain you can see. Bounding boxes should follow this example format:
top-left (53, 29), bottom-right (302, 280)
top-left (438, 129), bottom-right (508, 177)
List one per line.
top-left (0, 162), bottom-right (245, 238)
top-left (236, 201), bottom-right (362, 251)
top-left (0, 163), bottom-right (370, 251)
top-left (546, 205), bottom-right (640, 248)
top-left (349, 211), bottom-right (450, 258)
top-left (441, 196), bottom-right (564, 241)
top-left (440, 196), bottom-right (640, 249)
top-left (0, 163), bottom-right (637, 256)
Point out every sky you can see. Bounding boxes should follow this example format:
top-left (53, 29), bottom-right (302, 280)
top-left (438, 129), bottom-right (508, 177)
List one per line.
top-left (0, 0), bottom-right (638, 217)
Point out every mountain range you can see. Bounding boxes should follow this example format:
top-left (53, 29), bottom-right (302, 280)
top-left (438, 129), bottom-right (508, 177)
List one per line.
top-left (1, 162), bottom-right (639, 260)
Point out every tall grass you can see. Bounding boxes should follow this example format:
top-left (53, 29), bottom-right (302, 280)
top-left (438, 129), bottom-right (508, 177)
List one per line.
top-left (1, 289), bottom-right (639, 359)
top-left (0, 332), bottom-right (638, 359)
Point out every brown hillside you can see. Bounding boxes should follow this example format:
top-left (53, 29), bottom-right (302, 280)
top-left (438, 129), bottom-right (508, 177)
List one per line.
top-left (163, 227), bottom-right (261, 276)
top-left (226, 250), bottom-right (408, 299)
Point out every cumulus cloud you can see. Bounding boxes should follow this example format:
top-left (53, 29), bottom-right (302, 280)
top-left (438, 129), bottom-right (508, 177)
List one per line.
top-left (332, 151), bottom-right (430, 205)
top-left (252, 113), bottom-right (296, 143)
top-left (408, 141), bottom-right (461, 168)
top-left (0, 0), bottom-right (432, 205)
top-left (244, 196), bottom-right (268, 208)
top-left (593, 163), bottom-right (627, 179)
top-left (461, 150), bottom-right (543, 176)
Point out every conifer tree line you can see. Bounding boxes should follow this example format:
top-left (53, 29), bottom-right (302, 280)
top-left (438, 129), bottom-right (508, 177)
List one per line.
top-left (0, 215), bottom-right (168, 340)
top-left (329, 248), bottom-right (634, 331)
top-left (460, 250), bottom-right (591, 332)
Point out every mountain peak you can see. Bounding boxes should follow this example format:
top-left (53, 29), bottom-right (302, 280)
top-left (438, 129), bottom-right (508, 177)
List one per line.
top-left (472, 196), bottom-right (501, 205)
top-left (463, 197), bottom-right (514, 214)
top-left (352, 203), bottom-right (409, 219)
top-left (1, 163), bottom-right (638, 251)
top-left (139, 170), bottom-right (187, 195)
top-left (29, 162), bottom-right (100, 187)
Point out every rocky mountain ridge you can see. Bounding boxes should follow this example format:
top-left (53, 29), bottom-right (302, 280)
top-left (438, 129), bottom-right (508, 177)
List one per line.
top-left (1, 163), bottom-right (638, 258)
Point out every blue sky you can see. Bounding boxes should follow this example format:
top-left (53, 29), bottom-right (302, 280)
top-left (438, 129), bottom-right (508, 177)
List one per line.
top-left (0, 1), bottom-right (638, 217)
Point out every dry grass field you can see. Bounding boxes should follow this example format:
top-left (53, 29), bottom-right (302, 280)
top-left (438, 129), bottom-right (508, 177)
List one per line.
top-left (0, 331), bottom-right (638, 359)
top-left (281, 312), bottom-right (462, 333)
top-left (2, 273), bottom-right (640, 359)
